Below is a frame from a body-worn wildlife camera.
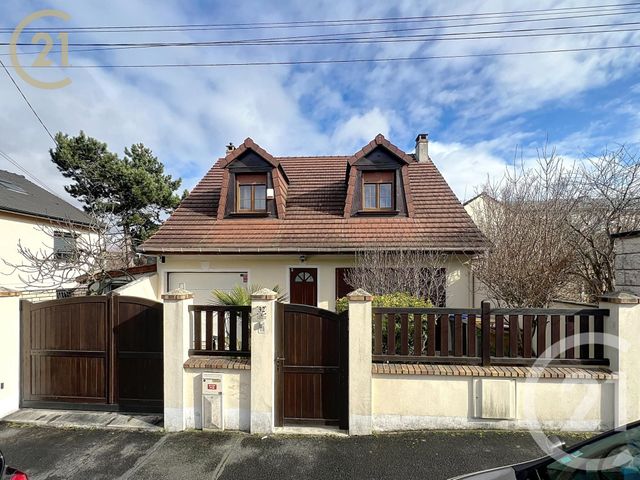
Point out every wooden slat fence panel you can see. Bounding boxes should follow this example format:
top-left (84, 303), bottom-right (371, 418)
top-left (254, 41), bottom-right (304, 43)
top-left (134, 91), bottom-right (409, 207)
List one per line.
top-left (371, 305), bottom-right (609, 367)
top-left (509, 315), bottom-right (519, 357)
top-left (454, 314), bottom-right (463, 357)
top-left (400, 314), bottom-right (409, 356)
top-left (373, 312), bottom-right (383, 355)
top-left (495, 314), bottom-right (504, 357)
top-left (427, 314), bottom-right (436, 357)
top-left (189, 306), bottom-right (251, 356)
top-left (467, 314), bottom-right (476, 357)
top-left (413, 313), bottom-right (423, 357)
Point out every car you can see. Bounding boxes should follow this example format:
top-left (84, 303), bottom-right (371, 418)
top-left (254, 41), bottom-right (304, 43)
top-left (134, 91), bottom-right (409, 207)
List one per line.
top-left (450, 420), bottom-right (640, 479)
top-left (0, 451), bottom-right (28, 480)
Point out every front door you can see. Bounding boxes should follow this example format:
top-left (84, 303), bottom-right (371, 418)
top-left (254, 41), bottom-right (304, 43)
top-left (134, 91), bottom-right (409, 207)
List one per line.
top-left (275, 303), bottom-right (348, 428)
top-left (289, 267), bottom-right (317, 306)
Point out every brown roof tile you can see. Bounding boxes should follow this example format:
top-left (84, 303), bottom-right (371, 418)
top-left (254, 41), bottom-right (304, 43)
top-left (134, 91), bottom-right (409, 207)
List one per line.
top-left (141, 137), bottom-right (487, 254)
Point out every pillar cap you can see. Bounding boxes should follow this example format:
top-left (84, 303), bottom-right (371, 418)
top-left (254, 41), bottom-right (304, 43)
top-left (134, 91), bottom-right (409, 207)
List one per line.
top-left (251, 288), bottom-right (278, 301)
top-left (600, 290), bottom-right (640, 304)
top-left (0, 287), bottom-right (21, 297)
top-left (347, 288), bottom-right (373, 302)
top-left (161, 287), bottom-right (194, 301)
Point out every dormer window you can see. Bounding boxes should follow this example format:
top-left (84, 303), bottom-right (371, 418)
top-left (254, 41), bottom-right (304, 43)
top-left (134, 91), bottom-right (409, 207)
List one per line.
top-left (363, 171), bottom-right (394, 210)
top-left (237, 173), bottom-right (267, 212)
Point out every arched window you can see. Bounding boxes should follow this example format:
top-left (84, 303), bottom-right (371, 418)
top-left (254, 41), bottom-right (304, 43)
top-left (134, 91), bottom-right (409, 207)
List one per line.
top-left (294, 271), bottom-right (314, 283)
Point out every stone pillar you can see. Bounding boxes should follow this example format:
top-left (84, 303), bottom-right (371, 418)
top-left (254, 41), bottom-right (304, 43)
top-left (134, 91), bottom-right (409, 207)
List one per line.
top-left (601, 291), bottom-right (640, 427)
top-left (162, 288), bottom-right (194, 432)
top-left (0, 288), bottom-right (21, 419)
top-left (347, 289), bottom-right (373, 435)
top-left (250, 288), bottom-right (278, 434)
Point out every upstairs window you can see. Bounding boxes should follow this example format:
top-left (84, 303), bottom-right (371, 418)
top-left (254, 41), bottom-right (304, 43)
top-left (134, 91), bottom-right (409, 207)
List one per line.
top-left (236, 173), bottom-right (267, 212)
top-left (54, 231), bottom-right (77, 261)
top-left (363, 171), bottom-right (394, 210)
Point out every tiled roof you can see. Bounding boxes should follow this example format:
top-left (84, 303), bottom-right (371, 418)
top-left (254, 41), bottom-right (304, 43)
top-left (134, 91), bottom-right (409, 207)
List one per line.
top-left (140, 140), bottom-right (487, 254)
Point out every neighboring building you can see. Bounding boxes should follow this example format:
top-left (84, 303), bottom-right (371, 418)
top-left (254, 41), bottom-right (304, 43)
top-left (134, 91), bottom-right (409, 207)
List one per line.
top-left (140, 134), bottom-right (487, 309)
top-left (0, 169), bottom-right (92, 299)
top-left (612, 230), bottom-right (640, 296)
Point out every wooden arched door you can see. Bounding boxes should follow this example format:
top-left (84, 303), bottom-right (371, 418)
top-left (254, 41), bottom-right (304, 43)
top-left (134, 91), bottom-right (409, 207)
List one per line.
top-left (289, 267), bottom-right (317, 306)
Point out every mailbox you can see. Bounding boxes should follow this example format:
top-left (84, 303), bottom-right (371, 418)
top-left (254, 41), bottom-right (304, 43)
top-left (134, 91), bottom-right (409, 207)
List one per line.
top-left (201, 373), bottom-right (223, 430)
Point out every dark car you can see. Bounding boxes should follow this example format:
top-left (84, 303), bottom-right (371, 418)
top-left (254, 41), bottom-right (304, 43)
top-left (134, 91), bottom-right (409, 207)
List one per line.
top-left (0, 451), bottom-right (28, 480)
top-left (450, 421), bottom-right (640, 479)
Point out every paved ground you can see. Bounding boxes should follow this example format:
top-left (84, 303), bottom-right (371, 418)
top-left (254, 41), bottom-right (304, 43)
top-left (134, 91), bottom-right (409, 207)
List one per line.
top-left (0, 423), bottom-right (593, 480)
top-left (3, 409), bottom-right (163, 432)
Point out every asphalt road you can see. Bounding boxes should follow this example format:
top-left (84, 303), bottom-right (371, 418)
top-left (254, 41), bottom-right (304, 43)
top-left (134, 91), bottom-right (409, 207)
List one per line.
top-left (0, 424), bottom-right (593, 480)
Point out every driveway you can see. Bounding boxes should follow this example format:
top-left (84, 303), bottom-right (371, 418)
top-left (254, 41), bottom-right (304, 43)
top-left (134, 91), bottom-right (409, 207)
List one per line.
top-left (0, 423), bottom-right (591, 480)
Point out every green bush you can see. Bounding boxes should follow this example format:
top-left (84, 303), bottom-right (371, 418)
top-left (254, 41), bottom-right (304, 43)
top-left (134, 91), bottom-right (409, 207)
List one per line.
top-left (335, 292), bottom-right (432, 313)
top-left (211, 284), bottom-right (286, 306)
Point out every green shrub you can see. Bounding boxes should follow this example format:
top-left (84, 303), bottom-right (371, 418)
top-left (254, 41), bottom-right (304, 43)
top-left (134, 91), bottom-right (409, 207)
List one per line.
top-left (335, 292), bottom-right (432, 313)
top-left (211, 284), bottom-right (287, 306)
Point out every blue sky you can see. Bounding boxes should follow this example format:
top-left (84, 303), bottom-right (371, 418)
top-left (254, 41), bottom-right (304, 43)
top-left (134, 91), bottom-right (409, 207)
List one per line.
top-left (1, 0), bottom-right (640, 203)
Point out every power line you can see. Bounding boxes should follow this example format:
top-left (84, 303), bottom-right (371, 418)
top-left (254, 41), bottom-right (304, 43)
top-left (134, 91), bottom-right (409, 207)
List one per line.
top-left (6, 17), bottom-right (640, 53)
top-left (0, 58), bottom-right (57, 144)
top-left (2, 1), bottom-right (639, 32)
top-left (10, 43), bottom-right (640, 69)
top-left (0, 148), bottom-right (57, 195)
top-left (6, 8), bottom-right (640, 46)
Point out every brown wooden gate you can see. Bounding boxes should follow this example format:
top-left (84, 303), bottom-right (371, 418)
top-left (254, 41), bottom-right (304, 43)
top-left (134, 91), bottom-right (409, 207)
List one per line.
top-left (275, 303), bottom-right (348, 428)
top-left (20, 295), bottom-right (163, 413)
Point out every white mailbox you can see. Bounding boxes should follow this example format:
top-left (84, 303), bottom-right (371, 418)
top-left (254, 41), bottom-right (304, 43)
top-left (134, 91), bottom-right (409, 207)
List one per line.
top-left (201, 373), bottom-right (223, 430)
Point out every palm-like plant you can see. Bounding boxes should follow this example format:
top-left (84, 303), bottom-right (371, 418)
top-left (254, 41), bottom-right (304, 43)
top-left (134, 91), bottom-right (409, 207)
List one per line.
top-left (211, 284), bottom-right (287, 306)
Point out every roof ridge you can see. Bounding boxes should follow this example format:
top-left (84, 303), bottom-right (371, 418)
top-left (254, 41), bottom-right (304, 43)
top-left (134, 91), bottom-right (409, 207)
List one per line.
top-left (276, 155), bottom-right (350, 159)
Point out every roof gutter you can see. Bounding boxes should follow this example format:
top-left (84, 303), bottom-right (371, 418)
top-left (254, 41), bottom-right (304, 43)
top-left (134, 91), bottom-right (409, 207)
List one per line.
top-left (0, 206), bottom-right (93, 229)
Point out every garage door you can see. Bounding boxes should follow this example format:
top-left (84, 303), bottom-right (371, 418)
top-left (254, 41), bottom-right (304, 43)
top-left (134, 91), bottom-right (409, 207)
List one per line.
top-left (167, 272), bottom-right (248, 305)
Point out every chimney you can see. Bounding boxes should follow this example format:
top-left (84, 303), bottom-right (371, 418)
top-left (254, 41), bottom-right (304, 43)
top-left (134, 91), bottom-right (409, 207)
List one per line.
top-left (226, 142), bottom-right (236, 153)
top-left (415, 133), bottom-right (429, 163)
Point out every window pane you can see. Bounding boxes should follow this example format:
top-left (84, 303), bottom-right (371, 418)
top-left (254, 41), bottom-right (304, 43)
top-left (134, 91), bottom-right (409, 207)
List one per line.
top-left (379, 183), bottom-right (392, 209)
top-left (239, 185), bottom-right (252, 210)
top-left (254, 185), bottom-right (266, 210)
top-left (364, 184), bottom-right (377, 209)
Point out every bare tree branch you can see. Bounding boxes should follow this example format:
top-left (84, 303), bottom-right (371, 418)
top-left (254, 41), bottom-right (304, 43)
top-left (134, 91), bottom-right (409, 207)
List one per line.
top-left (345, 249), bottom-right (450, 305)
top-left (2, 209), bottom-right (134, 294)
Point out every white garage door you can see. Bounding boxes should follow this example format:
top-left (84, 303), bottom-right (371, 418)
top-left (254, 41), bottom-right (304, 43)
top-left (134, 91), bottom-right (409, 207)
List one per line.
top-left (167, 272), bottom-right (248, 305)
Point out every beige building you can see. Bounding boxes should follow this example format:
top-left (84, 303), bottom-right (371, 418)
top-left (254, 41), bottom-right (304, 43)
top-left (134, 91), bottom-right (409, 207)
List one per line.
top-left (140, 134), bottom-right (487, 309)
top-left (0, 170), bottom-right (92, 298)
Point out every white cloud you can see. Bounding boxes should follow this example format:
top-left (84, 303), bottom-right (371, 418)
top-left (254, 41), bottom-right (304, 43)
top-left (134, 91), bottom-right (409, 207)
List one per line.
top-left (330, 108), bottom-right (390, 152)
top-left (428, 140), bottom-right (510, 201)
top-left (0, 0), bottom-right (638, 211)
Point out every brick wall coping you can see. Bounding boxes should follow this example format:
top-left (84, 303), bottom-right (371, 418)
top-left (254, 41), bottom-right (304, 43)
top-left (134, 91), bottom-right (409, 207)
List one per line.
top-left (372, 363), bottom-right (615, 380)
top-left (184, 356), bottom-right (250, 370)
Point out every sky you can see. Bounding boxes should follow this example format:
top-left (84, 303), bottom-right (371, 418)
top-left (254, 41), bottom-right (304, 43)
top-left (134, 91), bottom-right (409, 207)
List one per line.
top-left (1, 0), bottom-right (640, 205)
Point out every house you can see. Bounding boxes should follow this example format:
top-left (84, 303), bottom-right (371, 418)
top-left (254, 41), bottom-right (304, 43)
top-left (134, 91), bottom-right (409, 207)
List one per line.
top-left (0, 169), bottom-right (92, 300)
top-left (612, 230), bottom-right (640, 296)
top-left (140, 134), bottom-right (486, 309)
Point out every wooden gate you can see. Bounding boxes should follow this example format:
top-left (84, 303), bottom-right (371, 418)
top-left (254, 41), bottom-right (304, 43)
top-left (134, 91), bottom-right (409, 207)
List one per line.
top-left (275, 303), bottom-right (348, 428)
top-left (20, 295), bottom-right (163, 413)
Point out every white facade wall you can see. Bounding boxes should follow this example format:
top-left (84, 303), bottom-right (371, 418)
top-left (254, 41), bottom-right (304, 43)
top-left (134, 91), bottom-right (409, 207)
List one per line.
top-left (0, 293), bottom-right (20, 419)
top-left (183, 369), bottom-right (250, 431)
top-left (112, 273), bottom-right (160, 301)
top-left (158, 253), bottom-right (474, 310)
top-left (0, 211), bottom-right (91, 292)
top-left (372, 375), bottom-right (614, 432)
